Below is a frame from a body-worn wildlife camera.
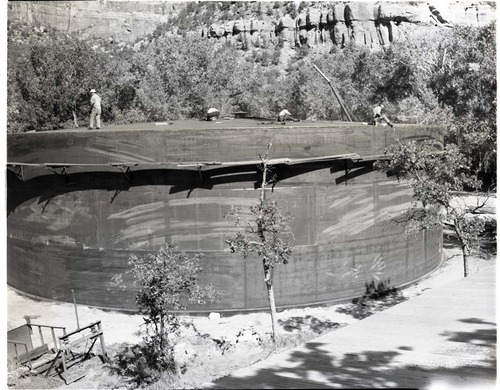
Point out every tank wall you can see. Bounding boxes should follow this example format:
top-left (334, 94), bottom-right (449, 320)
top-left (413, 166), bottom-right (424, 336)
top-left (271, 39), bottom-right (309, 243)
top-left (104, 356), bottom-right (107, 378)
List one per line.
top-left (7, 162), bottom-right (443, 312)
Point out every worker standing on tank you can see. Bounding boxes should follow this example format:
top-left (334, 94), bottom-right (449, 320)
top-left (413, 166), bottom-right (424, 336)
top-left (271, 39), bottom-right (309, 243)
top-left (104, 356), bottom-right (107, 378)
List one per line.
top-left (89, 89), bottom-right (102, 130)
top-left (372, 103), bottom-right (393, 127)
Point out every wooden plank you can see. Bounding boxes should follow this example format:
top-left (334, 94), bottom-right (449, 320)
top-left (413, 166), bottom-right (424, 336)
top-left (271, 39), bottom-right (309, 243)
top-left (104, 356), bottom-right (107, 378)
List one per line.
top-left (59, 321), bottom-right (101, 339)
top-left (9, 153), bottom-right (360, 169)
top-left (17, 344), bottom-right (49, 364)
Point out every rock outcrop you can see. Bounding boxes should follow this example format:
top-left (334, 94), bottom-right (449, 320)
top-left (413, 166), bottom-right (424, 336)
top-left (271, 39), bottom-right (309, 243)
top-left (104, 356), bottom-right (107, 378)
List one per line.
top-left (8, 1), bottom-right (496, 51)
top-left (8, 0), bottom-right (180, 43)
top-left (205, 2), bottom-right (496, 51)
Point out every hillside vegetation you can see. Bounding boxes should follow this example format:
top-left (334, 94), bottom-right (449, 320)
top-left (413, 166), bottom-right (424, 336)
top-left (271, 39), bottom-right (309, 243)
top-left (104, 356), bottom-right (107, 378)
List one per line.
top-left (6, 3), bottom-right (496, 186)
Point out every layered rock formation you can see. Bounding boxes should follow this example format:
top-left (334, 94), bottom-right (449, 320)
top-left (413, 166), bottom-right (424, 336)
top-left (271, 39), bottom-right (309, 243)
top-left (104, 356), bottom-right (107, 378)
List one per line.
top-left (8, 0), bottom-right (181, 43)
top-left (206, 2), bottom-right (496, 51)
top-left (8, 1), bottom-right (496, 51)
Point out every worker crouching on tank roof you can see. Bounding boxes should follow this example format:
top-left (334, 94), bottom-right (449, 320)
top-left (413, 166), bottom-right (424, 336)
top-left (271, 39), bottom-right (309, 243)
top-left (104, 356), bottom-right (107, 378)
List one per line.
top-left (277, 109), bottom-right (300, 123)
top-left (206, 108), bottom-right (220, 121)
top-left (372, 103), bottom-right (394, 128)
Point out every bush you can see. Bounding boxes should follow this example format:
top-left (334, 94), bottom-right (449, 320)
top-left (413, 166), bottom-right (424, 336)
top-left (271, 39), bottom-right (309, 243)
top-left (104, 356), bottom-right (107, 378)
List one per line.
top-left (112, 108), bottom-right (149, 125)
top-left (111, 243), bottom-right (220, 384)
top-left (114, 343), bottom-right (174, 385)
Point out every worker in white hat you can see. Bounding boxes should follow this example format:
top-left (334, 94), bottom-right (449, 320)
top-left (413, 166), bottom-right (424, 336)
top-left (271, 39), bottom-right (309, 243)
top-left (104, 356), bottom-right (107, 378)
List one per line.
top-left (89, 89), bottom-right (102, 129)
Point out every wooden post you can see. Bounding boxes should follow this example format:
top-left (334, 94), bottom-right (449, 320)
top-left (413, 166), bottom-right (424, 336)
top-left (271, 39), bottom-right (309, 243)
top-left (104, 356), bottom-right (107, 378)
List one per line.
top-left (38, 326), bottom-right (44, 346)
top-left (61, 351), bottom-right (68, 379)
top-left (71, 289), bottom-right (80, 329)
top-left (97, 322), bottom-right (108, 362)
top-left (50, 327), bottom-right (57, 350)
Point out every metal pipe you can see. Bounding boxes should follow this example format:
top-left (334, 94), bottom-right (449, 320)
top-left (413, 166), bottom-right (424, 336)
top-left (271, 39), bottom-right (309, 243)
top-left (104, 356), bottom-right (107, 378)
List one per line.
top-left (312, 64), bottom-right (353, 122)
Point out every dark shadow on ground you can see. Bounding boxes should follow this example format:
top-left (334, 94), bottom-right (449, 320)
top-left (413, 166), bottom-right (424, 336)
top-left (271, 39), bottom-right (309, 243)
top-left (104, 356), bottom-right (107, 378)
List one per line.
top-left (441, 319), bottom-right (497, 347)
top-left (208, 329), bottom-right (496, 389)
top-left (459, 318), bottom-right (496, 326)
top-left (335, 280), bottom-right (408, 320)
top-left (442, 328), bottom-right (496, 347)
top-left (278, 315), bottom-right (343, 334)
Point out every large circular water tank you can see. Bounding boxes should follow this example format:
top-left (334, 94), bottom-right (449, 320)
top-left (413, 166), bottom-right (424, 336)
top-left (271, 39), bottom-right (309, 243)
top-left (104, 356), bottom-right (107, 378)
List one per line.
top-left (7, 120), bottom-right (443, 313)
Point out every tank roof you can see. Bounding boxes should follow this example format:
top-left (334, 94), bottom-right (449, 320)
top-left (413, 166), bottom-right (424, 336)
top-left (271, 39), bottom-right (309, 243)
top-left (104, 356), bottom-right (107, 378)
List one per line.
top-left (24, 118), bottom-right (422, 133)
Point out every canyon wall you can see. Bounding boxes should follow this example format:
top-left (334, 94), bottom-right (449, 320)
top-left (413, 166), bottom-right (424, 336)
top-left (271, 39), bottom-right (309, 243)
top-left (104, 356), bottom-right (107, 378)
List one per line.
top-left (8, 1), bottom-right (496, 51)
top-left (206, 1), bottom-right (495, 51)
top-left (8, 0), bottom-right (181, 43)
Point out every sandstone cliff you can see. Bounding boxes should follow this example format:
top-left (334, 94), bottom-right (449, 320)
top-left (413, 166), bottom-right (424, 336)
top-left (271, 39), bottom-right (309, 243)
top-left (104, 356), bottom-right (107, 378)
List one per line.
top-left (206, 1), bottom-right (495, 51)
top-left (8, 0), bottom-right (181, 43)
top-left (8, 1), bottom-right (496, 51)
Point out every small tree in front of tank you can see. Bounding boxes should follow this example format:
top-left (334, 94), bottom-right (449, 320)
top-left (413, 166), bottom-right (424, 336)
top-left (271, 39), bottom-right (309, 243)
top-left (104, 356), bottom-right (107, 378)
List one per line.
top-left (375, 140), bottom-right (488, 277)
top-left (226, 143), bottom-right (294, 342)
top-left (112, 242), bottom-right (220, 384)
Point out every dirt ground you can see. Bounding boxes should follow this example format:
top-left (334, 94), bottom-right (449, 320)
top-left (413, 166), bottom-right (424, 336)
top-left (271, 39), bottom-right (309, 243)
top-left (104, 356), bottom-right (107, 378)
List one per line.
top-left (6, 233), bottom-right (495, 390)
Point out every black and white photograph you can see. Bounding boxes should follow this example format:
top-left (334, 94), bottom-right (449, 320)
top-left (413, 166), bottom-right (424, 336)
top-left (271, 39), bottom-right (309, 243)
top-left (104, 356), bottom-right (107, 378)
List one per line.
top-left (4, 1), bottom-right (497, 389)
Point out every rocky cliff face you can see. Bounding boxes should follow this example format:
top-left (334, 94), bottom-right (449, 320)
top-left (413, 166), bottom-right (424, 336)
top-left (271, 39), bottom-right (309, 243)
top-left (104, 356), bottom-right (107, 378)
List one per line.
top-left (8, 1), bottom-right (496, 51)
top-left (206, 2), bottom-right (495, 51)
top-left (8, 0), bottom-right (182, 43)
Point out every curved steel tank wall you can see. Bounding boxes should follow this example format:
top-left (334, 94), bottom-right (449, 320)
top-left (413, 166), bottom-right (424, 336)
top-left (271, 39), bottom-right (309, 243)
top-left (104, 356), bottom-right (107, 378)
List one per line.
top-left (7, 120), bottom-right (444, 312)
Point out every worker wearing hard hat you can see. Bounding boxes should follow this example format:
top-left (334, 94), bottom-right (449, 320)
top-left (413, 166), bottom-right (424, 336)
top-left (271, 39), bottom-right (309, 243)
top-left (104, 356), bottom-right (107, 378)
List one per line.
top-left (89, 89), bottom-right (102, 130)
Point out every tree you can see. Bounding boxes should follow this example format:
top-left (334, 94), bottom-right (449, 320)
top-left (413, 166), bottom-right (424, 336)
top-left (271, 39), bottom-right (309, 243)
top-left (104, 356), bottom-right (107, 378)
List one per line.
top-left (376, 140), bottom-right (486, 277)
top-left (226, 144), bottom-right (294, 341)
top-left (423, 23), bottom-right (496, 187)
top-left (114, 243), bottom-right (219, 381)
top-left (8, 34), bottom-right (104, 131)
top-left (132, 35), bottom-right (262, 120)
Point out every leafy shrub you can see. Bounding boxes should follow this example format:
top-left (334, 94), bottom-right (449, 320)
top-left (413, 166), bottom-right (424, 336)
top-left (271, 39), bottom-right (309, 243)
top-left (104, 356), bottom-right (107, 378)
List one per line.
top-left (114, 343), bottom-right (172, 385)
top-left (112, 108), bottom-right (149, 125)
top-left (112, 243), bottom-right (220, 384)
